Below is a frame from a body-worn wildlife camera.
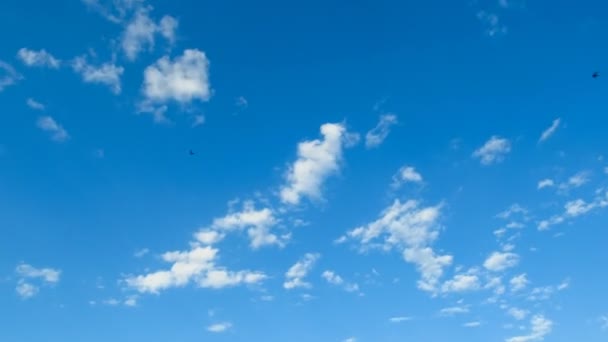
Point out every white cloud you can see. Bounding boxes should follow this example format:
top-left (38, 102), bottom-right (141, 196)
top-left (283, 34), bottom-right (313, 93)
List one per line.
top-left (343, 338), bottom-right (357, 342)
top-left (16, 282), bottom-right (38, 299)
top-left (141, 49), bottom-right (210, 108)
top-left (284, 253), bottom-right (320, 289)
top-left (464, 321), bottom-right (481, 328)
top-left (477, 11), bottom-right (507, 37)
top-left (473, 136), bottom-right (511, 165)
top-left (537, 179), bottom-right (554, 189)
top-left (36, 116), bottom-right (69, 142)
top-left (439, 305), bottom-right (470, 316)
top-left (507, 307), bottom-right (529, 321)
top-left (321, 270), bottom-right (343, 285)
top-left (72, 56), bottom-right (124, 94)
top-left (392, 166), bottom-right (423, 189)
top-left (0, 60), bottom-right (23, 91)
top-left (17, 48), bottom-right (60, 68)
top-left (125, 245), bottom-right (266, 294)
top-left (497, 204), bottom-right (528, 220)
top-left (15, 263), bottom-right (61, 299)
top-left (193, 201), bottom-right (282, 249)
top-left (134, 248), bottom-right (149, 258)
top-left (389, 316), bottom-right (412, 323)
top-left (506, 315), bottom-right (553, 342)
top-left (527, 280), bottom-right (569, 301)
top-left (365, 114), bottom-right (397, 148)
top-left (207, 322), bottom-right (232, 333)
top-left (124, 296), bottom-right (138, 307)
top-left (538, 188), bottom-right (608, 230)
top-left (121, 9), bottom-right (157, 60)
top-left (483, 252), bottom-right (519, 272)
top-left (599, 315), bottom-right (608, 330)
top-left (510, 273), bottom-right (529, 292)
top-left (485, 276), bottom-right (506, 295)
top-left (441, 274), bottom-right (481, 293)
top-left (558, 171), bottom-right (590, 192)
top-left (341, 200), bottom-right (451, 293)
top-left (538, 118), bottom-right (561, 143)
top-left (26, 98), bottom-right (45, 111)
top-left (159, 15), bottom-right (178, 44)
top-left (321, 270), bottom-right (360, 293)
top-left (564, 199), bottom-right (595, 217)
top-left (280, 123), bottom-right (351, 205)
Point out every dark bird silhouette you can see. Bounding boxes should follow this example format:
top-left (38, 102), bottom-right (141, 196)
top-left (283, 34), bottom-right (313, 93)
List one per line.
top-left (592, 71), bottom-right (600, 78)
top-left (189, 149), bottom-right (195, 156)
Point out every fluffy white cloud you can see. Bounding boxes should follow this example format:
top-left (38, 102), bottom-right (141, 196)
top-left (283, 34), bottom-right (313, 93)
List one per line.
top-left (284, 253), bottom-right (320, 289)
top-left (464, 321), bottom-right (481, 328)
top-left (141, 49), bottom-right (210, 106)
top-left (441, 274), bottom-right (481, 293)
top-left (483, 252), bottom-right (519, 272)
top-left (193, 201), bottom-right (282, 249)
top-left (343, 338), bottom-right (357, 342)
top-left (473, 136), bottom-right (511, 165)
top-left (510, 273), bottom-right (529, 292)
top-left (539, 118), bottom-right (561, 142)
top-left (439, 305), bottom-right (470, 316)
top-left (36, 116), bottom-right (69, 142)
top-left (477, 11), bottom-right (507, 37)
top-left (15, 263), bottom-right (61, 299)
top-left (26, 98), bottom-right (45, 111)
top-left (72, 57), bottom-right (124, 94)
top-left (507, 307), bottom-right (529, 321)
top-left (17, 48), bottom-right (60, 68)
top-left (199, 269), bottom-right (266, 289)
top-left (537, 179), bottom-right (554, 189)
top-left (506, 315), bottom-right (553, 342)
top-left (0, 60), bottom-right (22, 91)
top-left (392, 166), bottom-right (423, 189)
top-left (365, 114), bottom-right (397, 148)
top-left (280, 123), bottom-right (351, 205)
top-left (207, 322), bottom-right (232, 333)
top-left (341, 199), bottom-right (451, 293)
top-left (125, 245), bottom-right (265, 293)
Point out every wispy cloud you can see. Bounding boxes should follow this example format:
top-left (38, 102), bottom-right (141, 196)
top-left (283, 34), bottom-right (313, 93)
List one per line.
top-left (539, 118), bottom-right (561, 143)
top-left (473, 136), bottom-right (511, 165)
top-left (365, 114), bottom-right (397, 148)
top-left (17, 48), bottom-right (60, 68)
top-left (36, 116), bottom-right (69, 142)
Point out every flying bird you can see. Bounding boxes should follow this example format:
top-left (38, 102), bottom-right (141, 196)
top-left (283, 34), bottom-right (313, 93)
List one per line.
top-left (189, 149), bottom-right (195, 156)
top-left (592, 71), bottom-right (600, 78)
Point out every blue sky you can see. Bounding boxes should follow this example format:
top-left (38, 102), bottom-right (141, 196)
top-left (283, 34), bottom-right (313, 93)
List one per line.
top-left (1, 0), bottom-right (608, 341)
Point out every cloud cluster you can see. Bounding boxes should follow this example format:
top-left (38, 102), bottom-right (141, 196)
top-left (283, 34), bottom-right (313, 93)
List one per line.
top-left (15, 263), bottom-right (61, 299)
top-left (339, 199), bottom-right (452, 293)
